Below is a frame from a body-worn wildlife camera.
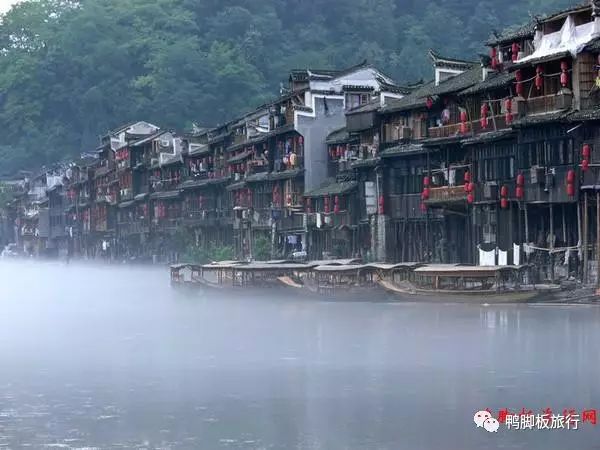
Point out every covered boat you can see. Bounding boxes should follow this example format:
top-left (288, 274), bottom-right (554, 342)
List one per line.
top-left (378, 264), bottom-right (562, 303)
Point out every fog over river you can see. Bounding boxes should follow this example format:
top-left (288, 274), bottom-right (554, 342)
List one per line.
top-left (0, 261), bottom-right (599, 449)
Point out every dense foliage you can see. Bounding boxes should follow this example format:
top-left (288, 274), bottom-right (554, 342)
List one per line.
top-left (0, 0), bottom-right (574, 175)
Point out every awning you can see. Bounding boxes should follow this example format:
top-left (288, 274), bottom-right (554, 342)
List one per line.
top-left (227, 151), bottom-right (252, 164)
top-left (118, 200), bottom-right (135, 209)
top-left (150, 190), bottom-right (181, 200)
top-left (305, 181), bottom-right (357, 198)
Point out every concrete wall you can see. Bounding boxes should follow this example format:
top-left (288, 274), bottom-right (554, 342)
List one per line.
top-left (296, 97), bottom-right (346, 192)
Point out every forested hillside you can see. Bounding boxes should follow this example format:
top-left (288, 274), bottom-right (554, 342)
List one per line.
top-left (0, 0), bottom-right (576, 175)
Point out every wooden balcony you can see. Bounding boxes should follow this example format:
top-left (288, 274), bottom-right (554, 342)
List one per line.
top-left (524, 92), bottom-right (572, 116)
top-left (118, 221), bottom-right (150, 235)
top-left (428, 115), bottom-right (509, 140)
top-left (251, 208), bottom-right (272, 229)
top-left (425, 186), bottom-right (467, 205)
top-left (280, 213), bottom-right (305, 232)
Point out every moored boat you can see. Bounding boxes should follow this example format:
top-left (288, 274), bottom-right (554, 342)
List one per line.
top-left (378, 264), bottom-right (563, 303)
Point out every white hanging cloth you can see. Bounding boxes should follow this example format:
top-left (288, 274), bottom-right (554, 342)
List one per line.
top-left (498, 250), bottom-right (508, 266)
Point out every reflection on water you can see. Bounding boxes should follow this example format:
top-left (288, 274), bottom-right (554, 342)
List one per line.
top-left (0, 261), bottom-right (599, 449)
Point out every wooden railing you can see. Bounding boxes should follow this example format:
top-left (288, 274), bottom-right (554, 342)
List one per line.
top-left (525, 93), bottom-right (572, 115)
top-left (428, 115), bottom-right (509, 140)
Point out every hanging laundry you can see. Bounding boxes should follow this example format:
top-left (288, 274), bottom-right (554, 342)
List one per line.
top-left (287, 235), bottom-right (297, 245)
top-left (448, 168), bottom-right (456, 187)
top-left (479, 247), bottom-right (495, 266)
top-left (513, 244), bottom-right (521, 265)
top-left (564, 248), bottom-right (571, 266)
top-left (316, 213), bottom-right (322, 229)
top-left (498, 250), bottom-right (508, 266)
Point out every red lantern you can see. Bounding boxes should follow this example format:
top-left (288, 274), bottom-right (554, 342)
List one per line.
top-left (500, 198), bottom-right (509, 209)
top-left (464, 182), bottom-right (470, 193)
top-left (426, 97), bottom-right (433, 109)
top-left (583, 144), bottom-right (591, 159)
top-left (480, 103), bottom-right (489, 129)
top-left (467, 193), bottom-right (475, 204)
top-left (422, 187), bottom-right (430, 200)
top-left (582, 158), bottom-right (590, 171)
top-left (468, 182), bottom-right (475, 193)
top-left (516, 186), bottom-right (524, 199)
top-left (511, 42), bottom-right (520, 62)
top-left (500, 185), bottom-right (509, 198)
top-left (460, 110), bottom-right (468, 123)
top-left (505, 98), bottom-right (513, 124)
top-left (378, 195), bottom-right (385, 215)
top-left (567, 183), bottom-right (575, 197)
top-left (516, 173), bottom-right (525, 186)
top-left (324, 196), bottom-right (330, 214)
top-left (423, 176), bottom-right (431, 187)
top-left (560, 60), bottom-right (569, 87)
top-left (535, 65), bottom-right (544, 90)
top-left (515, 69), bottom-right (524, 96)
top-left (566, 169), bottom-right (576, 184)
top-left (490, 47), bottom-right (498, 70)
top-left (334, 195), bottom-right (340, 214)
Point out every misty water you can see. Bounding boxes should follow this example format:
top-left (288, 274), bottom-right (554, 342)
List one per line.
top-left (0, 261), bottom-right (599, 449)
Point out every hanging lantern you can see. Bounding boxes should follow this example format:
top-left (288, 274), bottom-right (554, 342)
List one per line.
top-left (515, 69), bottom-right (524, 96)
top-left (324, 196), bottom-right (330, 214)
top-left (566, 183), bottom-right (575, 197)
top-left (426, 97), bottom-right (433, 109)
top-left (422, 187), bottom-right (430, 200)
top-left (560, 60), bottom-right (569, 88)
top-left (583, 143), bottom-right (591, 159)
top-left (467, 193), bottom-right (475, 204)
top-left (460, 110), bottom-right (468, 134)
top-left (582, 158), bottom-right (590, 171)
top-left (334, 195), bottom-right (340, 214)
top-left (480, 103), bottom-right (489, 129)
top-left (490, 47), bottom-right (498, 70)
top-left (468, 182), bottom-right (475, 193)
top-left (505, 98), bottom-right (513, 125)
top-left (500, 198), bottom-right (509, 209)
top-left (516, 173), bottom-right (525, 187)
top-left (511, 42), bottom-right (520, 62)
top-left (464, 182), bottom-right (470, 193)
top-left (500, 185), bottom-right (509, 198)
top-left (423, 176), bottom-right (431, 187)
top-left (516, 186), bottom-right (524, 199)
top-left (378, 195), bottom-right (385, 215)
top-left (535, 65), bottom-right (544, 90)
top-left (566, 169), bottom-right (576, 184)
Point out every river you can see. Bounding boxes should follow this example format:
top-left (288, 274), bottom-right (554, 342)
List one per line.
top-left (0, 261), bottom-right (598, 449)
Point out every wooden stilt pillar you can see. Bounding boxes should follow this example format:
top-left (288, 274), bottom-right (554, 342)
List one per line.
top-left (584, 192), bottom-right (589, 284)
top-left (596, 191), bottom-right (600, 286)
top-left (577, 199), bottom-right (582, 281)
top-left (549, 204), bottom-right (554, 282)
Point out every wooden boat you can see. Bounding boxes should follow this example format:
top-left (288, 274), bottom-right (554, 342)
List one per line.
top-left (172, 260), bottom-right (315, 297)
top-left (378, 264), bottom-right (563, 303)
top-left (287, 263), bottom-right (391, 301)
